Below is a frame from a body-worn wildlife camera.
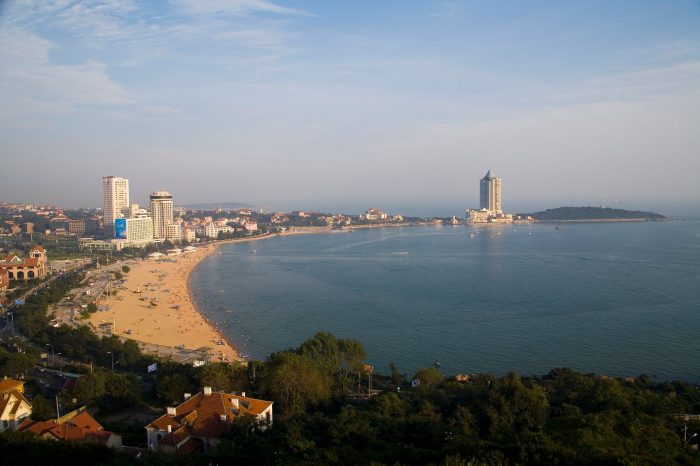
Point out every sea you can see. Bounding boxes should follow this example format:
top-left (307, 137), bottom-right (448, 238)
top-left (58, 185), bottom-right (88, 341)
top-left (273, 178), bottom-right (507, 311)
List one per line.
top-left (190, 221), bottom-right (700, 382)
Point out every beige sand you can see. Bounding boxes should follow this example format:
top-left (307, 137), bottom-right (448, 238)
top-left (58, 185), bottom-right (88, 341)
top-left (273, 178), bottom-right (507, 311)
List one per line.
top-left (88, 245), bottom-right (242, 363)
top-left (86, 226), bottom-right (397, 365)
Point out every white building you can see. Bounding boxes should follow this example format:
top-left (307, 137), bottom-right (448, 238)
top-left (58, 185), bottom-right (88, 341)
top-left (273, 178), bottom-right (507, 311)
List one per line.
top-left (468, 169), bottom-right (512, 223)
top-left (166, 223), bottom-right (182, 242)
top-left (145, 387), bottom-right (273, 454)
top-left (150, 191), bottom-right (174, 240)
top-left (103, 176), bottom-right (129, 237)
top-left (0, 379), bottom-right (32, 433)
top-left (479, 169), bottom-right (502, 214)
top-left (124, 215), bottom-right (154, 246)
top-left (203, 222), bottom-right (234, 239)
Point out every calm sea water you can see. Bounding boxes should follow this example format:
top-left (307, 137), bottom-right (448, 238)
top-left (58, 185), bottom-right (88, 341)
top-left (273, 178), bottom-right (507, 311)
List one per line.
top-left (190, 221), bottom-right (700, 382)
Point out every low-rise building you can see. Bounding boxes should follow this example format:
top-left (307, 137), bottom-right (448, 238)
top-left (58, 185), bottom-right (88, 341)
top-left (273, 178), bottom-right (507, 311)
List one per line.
top-left (166, 223), bottom-right (182, 242)
top-left (364, 208), bottom-right (388, 221)
top-left (202, 222), bottom-right (234, 239)
top-left (243, 220), bottom-right (258, 232)
top-left (145, 387), bottom-right (273, 454)
top-left (0, 378), bottom-right (32, 432)
top-left (0, 245), bottom-right (47, 281)
top-left (78, 239), bottom-right (116, 251)
top-left (18, 407), bottom-right (122, 448)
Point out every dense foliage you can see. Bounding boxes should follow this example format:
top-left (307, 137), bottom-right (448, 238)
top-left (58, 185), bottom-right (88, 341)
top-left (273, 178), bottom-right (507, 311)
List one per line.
top-left (519, 206), bottom-right (666, 221)
top-left (11, 272), bottom-right (153, 372)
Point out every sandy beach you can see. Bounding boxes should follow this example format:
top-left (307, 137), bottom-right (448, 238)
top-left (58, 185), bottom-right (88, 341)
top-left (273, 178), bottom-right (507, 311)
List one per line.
top-left (88, 244), bottom-right (243, 363)
top-left (86, 227), bottom-right (403, 365)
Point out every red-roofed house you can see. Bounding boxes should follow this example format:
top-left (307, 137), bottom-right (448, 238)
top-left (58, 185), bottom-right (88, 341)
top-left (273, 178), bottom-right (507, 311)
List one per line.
top-left (0, 245), bottom-right (47, 281)
top-left (146, 387), bottom-right (273, 454)
top-left (18, 408), bottom-right (122, 448)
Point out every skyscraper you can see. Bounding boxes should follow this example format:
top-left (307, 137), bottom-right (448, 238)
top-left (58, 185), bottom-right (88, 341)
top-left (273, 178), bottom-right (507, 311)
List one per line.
top-left (150, 191), bottom-right (174, 240)
top-left (103, 176), bottom-right (130, 237)
top-left (479, 169), bottom-right (502, 214)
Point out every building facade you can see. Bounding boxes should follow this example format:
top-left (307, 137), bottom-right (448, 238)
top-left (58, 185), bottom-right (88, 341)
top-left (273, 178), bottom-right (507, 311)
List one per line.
top-left (0, 379), bottom-right (32, 433)
top-left (479, 170), bottom-right (502, 214)
top-left (150, 191), bottom-right (174, 240)
top-left (146, 387), bottom-right (273, 454)
top-left (18, 407), bottom-right (121, 448)
top-left (124, 216), bottom-right (155, 246)
top-left (0, 246), bottom-right (47, 281)
top-left (103, 176), bottom-right (130, 238)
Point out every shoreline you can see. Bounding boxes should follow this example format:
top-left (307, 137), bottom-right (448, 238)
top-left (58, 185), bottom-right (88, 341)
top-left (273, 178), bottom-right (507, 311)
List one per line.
top-left (184, 225), bottom-right (416, 361)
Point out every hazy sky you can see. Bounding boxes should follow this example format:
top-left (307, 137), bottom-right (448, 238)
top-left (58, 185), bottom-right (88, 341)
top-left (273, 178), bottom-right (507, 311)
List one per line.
top-left (1, 0), bottom-right (699, 215)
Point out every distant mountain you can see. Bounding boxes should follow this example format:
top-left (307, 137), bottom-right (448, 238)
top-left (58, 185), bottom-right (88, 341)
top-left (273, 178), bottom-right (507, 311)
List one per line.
top-left (182, 202), bottom-right (254, 211)
top-left (519, 206), bottom-right (666, 221)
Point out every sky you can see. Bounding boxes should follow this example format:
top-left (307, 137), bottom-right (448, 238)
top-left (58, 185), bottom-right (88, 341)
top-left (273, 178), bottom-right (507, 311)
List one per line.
top-left (1, 0), bottom-right (699, 216)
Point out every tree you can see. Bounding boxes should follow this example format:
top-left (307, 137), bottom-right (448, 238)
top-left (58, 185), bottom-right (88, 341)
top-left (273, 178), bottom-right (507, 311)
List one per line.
top-left (113, 271), bottom-right (123, 281)
top-left (1, 353), bottom-right (35, 378)
top-left (338, 338), bottom-right (366, 391)
top-left (86, 302), bottom-right (98, 313)
top-left (121, 265), bottom-right (130, 273)
top-left (390, 362), bottom-right (405, 386)
top-left (31, 394), bottom-right (54, 421)
top-left (74, 371), bottom-right (107, 405)
top-left (157, 373), bottom-right (193, 404)
top-left (197, 362), bottom-right (246, 393)
top-left (412, 367), bottom-right (444, 388)
top-left (263, 352), bottom-right (331, 417)
top-left (298, 332), bottom-right (341, 377)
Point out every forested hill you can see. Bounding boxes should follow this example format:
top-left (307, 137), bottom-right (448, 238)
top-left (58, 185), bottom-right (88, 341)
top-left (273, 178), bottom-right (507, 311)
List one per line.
top-left (520, 206), bottom-right (666, 221)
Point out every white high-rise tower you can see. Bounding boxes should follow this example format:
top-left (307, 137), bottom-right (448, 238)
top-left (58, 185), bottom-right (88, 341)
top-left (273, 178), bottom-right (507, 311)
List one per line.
top-left (150, 191), bottom-right (174, 240)
top-left (103, 176), bottom-right (130, 237)
top-left (479, 169), bottom-right (502, 214)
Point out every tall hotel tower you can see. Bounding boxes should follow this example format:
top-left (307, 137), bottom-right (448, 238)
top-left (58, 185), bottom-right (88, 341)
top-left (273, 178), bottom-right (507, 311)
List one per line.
top-left (479, 169), bottom-right (502, 214)
top-left (150, 191), bottom-right (174, 240)
top-left (103, 176), bottom-right (130, 237)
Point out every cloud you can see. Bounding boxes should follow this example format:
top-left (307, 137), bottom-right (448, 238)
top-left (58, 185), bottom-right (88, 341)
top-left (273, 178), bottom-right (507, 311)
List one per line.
top-left (0, 26), bottom-right (132, 118)
top-left (547, 60), bottom-right (700, 105)
top-left (171, 0), bottom-right (312, 17)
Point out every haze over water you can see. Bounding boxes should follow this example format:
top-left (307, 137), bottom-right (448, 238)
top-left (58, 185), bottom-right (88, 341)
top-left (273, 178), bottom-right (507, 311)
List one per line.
top-left (191, 221), bottom-right (700, 381)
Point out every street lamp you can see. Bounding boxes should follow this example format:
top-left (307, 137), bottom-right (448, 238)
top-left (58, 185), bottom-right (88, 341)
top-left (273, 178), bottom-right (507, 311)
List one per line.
top-left (56, 352), bottom-right (62, 375)
top-left (107, 351), bottom-right (114, 372)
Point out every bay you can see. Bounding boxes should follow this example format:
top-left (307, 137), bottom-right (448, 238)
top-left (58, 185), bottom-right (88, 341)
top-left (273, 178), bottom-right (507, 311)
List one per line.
top-left (190, 221), bottom-right (700, 382)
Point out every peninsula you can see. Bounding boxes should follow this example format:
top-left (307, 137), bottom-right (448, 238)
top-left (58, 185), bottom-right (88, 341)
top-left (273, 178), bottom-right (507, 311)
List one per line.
top-left (520, 206), bottom-right (666, 221)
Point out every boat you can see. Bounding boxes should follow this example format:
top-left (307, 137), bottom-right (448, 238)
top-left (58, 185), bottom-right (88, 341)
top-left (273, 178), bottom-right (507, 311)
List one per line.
top-left (252, 249), bottom-right (257, 254)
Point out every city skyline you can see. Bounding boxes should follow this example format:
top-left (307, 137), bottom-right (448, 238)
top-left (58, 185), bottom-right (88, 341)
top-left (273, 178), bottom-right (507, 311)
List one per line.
top-left (1, 1), bottom-right (699, 214)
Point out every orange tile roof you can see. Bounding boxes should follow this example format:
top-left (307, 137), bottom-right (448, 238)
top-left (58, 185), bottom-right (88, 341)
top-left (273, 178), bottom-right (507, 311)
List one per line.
top-left (176, 437), bottom-right (203, 454)
top-left (70, 410), bottom-right (103, 432)
top-left (146, 391), bottom-right (272, 440)
top-left (18, 410), bottom-right (113, 444)
top-left (0, 379), bottom-right (24, 393)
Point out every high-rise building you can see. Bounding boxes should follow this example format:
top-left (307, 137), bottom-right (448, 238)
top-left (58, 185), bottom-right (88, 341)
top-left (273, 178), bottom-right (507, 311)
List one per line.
top-left (479, 169), bottom-right (502, 214)
top-left (103, 176), bottom-right (130, 238)
top-left (124, 216), bottom-right (154, 246)
top-left (150, 191), bottom-right (174, 240)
